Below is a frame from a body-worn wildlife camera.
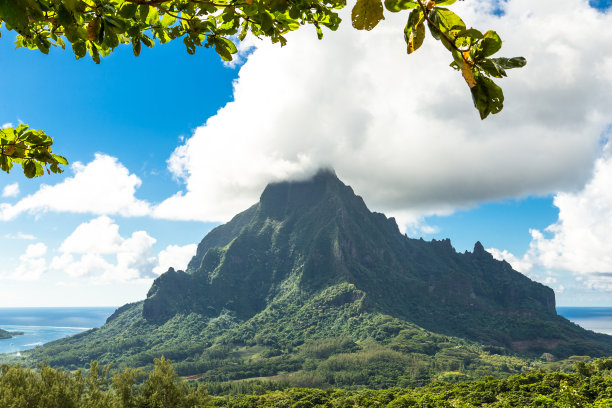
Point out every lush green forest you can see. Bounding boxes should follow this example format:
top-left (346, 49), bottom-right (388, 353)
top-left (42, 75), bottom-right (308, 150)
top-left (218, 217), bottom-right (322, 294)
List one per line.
top-left (12, 307), bottom-right (610, 390)
top-left (0, 357), bottom-right (611, 407)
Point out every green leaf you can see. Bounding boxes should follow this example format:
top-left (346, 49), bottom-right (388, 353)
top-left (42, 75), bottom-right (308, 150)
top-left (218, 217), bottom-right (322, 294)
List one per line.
top-left (12, 143), bottom-right (27, 159)
top-left (138, 5), bottom-right (150, 22)
top-left (90, 42), bottom-right (101, 63)
top-left (238, 21), bottom-right (249, 41)
top-left (52, 154), bottom-right (69, 165)
top-left (383, 0), bottom-right (417, 13)
top-left (35, 161), bottom-right (44, 176)
top-left (0, 128), bottom-right (16, 142)
top-left (30, 148), bottom-right (54, 163)
top-left (477, 59), bottom-right (506, 78)
top-left (315, 24), bottom-right (323, 40)
top-left (455, 28), bottom-right (483, 49)
top-left (473, 30), bottom-right (502, 60)
top-left (72, 40), bottom-right (87, 59)
top-left (49, 163), bottom-right (63, 174)
top-left (0, 0), bottom-right (29, 30)
top-left (435, 8), bottom-right (465, 36)
top-left (404, 10), bottom-right (425, 54)
top-left (451, 49), bottom-right (464, 67)
top-left (0, 155), bottom-right (13, 173)
top-left (132, 37), bottom-right (141, 56)
top-left (261, 11), bottom-right (274, 33)
top-left (62, 0), bottom-right (81, 12)
top-left (57, 4), bottom-right (73, 27)
top-left (103, 16), bottom-right (127, 32)
top-left (406, 8), bottom-right (423, 30)
top-left (470, 74), bottom-right (504, 120)
top-left (478, 56), bottom-right (526, 78)
top-left (213, 37), bottom-right (235, 61)
top-left (436, 0), bottom-right (457, 4)
top-left (288, 7), bottom-right (300, 19)
top-left (489, 56), bottom-right (527, 69)
top-left (22, 159), bottom-right (37, 178)
top-left (351, 0), bottom-right (385, 31)
top-left (15, 124), bottom-right (28, 136)
top-left (219, 37), bottom-right (237, 54)
top-left (183, 37), bottom-right (196, 54)
top-left (98, 18), bottom-right (106, 44)
top-left (119, 3), bottom-right (138, 19)
top-left (428, 7), bottom-right (465, 50)
top-left (145, 7), bottom-right (160, 26)
top-left (141, 35), bottom-right (154, 48)
top-left (427, 15), bottom-right (441, 41)
top-left (23, 132), bottom-right (52, 146)
top-left (105, 30), bottom-right (119, 49)
top-left (161, 12), bottom-right (176, 28)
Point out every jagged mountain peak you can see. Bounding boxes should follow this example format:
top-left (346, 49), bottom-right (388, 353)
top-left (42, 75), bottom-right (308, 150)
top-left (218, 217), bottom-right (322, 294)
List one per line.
top-left (473, 240), bottom-right (490, 257)
top-left (139, 171), bottom-right (590, 355)
top-left (257, 168), bottom-right (366, 221)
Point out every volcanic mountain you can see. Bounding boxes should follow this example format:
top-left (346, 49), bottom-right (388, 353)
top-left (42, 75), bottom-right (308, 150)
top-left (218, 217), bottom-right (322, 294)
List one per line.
top-left (28, 170), bottom-right (612, 386)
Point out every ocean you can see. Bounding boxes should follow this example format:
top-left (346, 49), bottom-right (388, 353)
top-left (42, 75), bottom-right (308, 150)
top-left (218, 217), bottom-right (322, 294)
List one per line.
top-left (0, 306), bottom-right (610, 355)
top-left (557, 307), bottom-right (612, 336)
top-left (0, 307), bottom-right (117, 354)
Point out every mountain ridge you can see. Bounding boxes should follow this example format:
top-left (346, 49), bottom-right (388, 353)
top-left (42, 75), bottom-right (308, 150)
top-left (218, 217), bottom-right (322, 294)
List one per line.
top-left (143, 169), bottom-right (561, 348)
top-left (23, 170), bottom-right (612, 386)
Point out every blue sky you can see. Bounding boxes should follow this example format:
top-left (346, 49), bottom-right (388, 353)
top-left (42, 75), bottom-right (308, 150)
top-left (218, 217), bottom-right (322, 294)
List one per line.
top-left (1, 0), bottom-right (612, 307)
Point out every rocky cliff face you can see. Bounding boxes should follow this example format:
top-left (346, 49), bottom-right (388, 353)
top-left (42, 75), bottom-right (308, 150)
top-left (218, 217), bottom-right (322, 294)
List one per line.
top-left (143, 170), bottom-right (567, 351)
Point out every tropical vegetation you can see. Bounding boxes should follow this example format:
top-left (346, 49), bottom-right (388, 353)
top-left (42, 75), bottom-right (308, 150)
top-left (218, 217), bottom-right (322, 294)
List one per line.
top-left (0, 356), bottom-right (611, 407)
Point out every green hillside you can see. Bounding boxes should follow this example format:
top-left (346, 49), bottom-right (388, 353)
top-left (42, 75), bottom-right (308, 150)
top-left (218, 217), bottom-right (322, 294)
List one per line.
top-left (22, 170), bottom-right (612, 387)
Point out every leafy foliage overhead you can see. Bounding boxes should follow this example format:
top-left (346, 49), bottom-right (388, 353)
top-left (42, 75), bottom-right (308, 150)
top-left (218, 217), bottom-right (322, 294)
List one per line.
top-left (0, 125), bottom-right (68, 178)
top-left (0, 0), bottom-right (525, 177)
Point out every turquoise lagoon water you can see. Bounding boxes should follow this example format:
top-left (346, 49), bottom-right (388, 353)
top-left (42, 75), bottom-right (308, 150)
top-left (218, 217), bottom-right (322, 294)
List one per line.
top-left (0, 307), bottom-right (116, 354)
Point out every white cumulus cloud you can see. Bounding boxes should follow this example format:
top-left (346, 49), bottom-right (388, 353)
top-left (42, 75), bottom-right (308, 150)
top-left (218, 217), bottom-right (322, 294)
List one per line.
top-left (51, 216), bottom-right (157, 283)
top-left (2, 183), bottom-right (19, 198)
top-left (488, 247), bottom-right (534, 276)
top-left (0, 154), bottom-right (150, 221)
top-left (491, 143), bottom-right (612, 292)
top-left (11, 243), bottom-right (48, 281)
top-left (49, 217), bottom-right (197, 283)
top-left (152, 0), bottom-right (612, 225)
top-left (526, 144), bottom-right (612, 291)
top-left (152, 244), bottom-right (197, 275)
top-left (59, 216), bottom-right (124, 254)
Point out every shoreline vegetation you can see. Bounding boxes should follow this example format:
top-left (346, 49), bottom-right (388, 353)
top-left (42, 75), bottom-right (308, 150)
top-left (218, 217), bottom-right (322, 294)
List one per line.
top-left (0, 357), bottom-right (610, 407)
top-left (0, 329), bottom-right (23, 340)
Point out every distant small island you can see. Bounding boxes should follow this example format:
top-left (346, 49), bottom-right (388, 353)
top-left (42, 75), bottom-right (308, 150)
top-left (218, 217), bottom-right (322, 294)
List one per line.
top-left (0, 328), bottom-right (24, 340)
